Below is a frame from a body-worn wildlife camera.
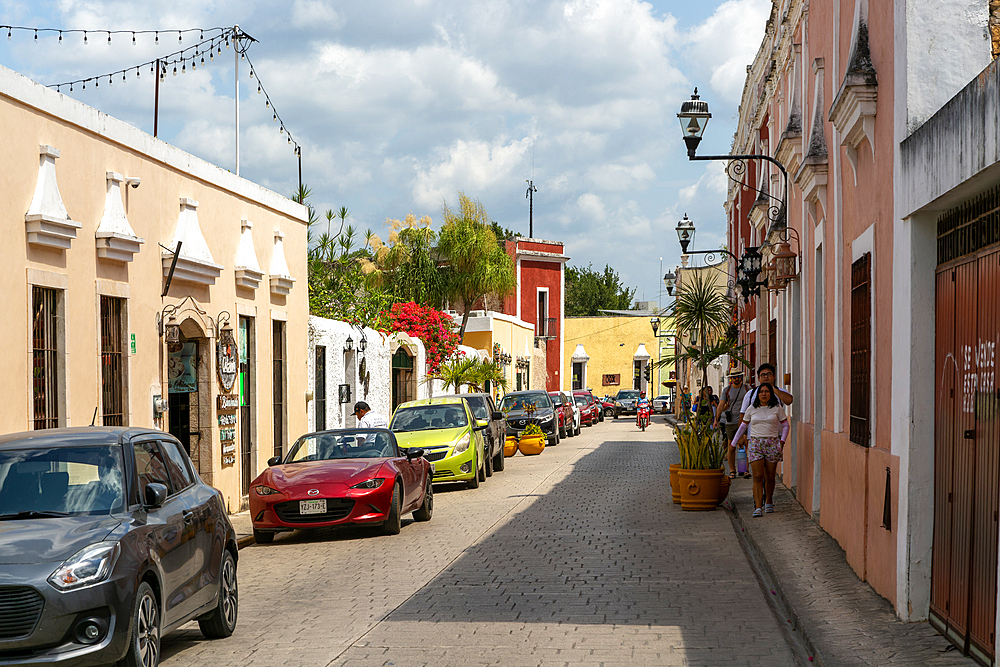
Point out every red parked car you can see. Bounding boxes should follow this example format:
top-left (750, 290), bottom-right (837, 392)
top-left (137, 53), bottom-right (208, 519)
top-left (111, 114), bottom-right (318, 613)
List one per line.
top-left (249, 427), bottom-right (433, 543)
top-left (548, 391), bottom-right (578, 438)
top-left (573, 391), bottom-right (600, 426)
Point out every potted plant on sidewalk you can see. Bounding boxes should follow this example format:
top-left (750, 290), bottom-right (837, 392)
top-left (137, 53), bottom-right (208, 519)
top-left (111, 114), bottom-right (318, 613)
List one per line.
top-left (518, 423), bottom-right (546, 456)
top-left (672, 415), bottom-right (727, 510)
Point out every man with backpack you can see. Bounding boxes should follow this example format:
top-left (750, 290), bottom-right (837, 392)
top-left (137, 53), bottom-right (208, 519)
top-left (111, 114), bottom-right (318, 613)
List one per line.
top-left (714, 371), bottom-right (750, 478)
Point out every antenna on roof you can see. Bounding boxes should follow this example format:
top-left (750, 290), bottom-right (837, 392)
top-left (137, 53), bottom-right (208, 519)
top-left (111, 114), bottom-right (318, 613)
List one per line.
top-left (91, 406), bottom-right (98, 426)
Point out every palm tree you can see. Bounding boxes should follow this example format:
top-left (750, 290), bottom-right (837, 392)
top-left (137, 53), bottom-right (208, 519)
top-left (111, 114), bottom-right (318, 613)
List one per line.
top-left (472, 360), bottom-right (509, 394)
top-left (428, 356), bottom-right (480, 393)
top-left (657, 272), bottom-right (733, 387)
top-left (438, 193), bottom-right (517, 340)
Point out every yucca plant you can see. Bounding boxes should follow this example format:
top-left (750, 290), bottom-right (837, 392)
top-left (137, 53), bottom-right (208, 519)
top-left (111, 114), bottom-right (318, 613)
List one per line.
top-left (673, 414), bottom-right (726, 470)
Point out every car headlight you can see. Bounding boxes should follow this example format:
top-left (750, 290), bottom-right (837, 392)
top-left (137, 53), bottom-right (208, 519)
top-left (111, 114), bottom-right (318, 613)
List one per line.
top-left (540, 414), bottom-right (554, 423)
top-left (254, 485), bottom-right (280, 496)
top-left (49, 542), bottom-right (120, 591)
top-left (350, 478), bottom-right (385, 489)
top-left (454, 433), bottom-right (471, 453)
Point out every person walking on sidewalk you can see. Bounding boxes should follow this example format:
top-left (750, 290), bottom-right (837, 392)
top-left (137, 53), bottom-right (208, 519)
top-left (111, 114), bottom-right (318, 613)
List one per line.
top-left (730, 383), bottom-right (789, 517)
top-left (714, 371), bottom-right (750, 478)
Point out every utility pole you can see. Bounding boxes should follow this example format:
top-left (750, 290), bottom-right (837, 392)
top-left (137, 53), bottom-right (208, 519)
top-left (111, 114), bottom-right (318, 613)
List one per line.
top-left (234, 25), bottom-right (240, 177)
top-left (525, 180), bottom-right (537, 238)
top-left (153, 58), bottom-right (160, 137)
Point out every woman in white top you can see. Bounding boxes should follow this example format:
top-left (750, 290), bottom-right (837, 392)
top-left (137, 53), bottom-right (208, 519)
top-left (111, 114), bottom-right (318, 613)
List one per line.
top-left (730, 383), bottom-right (789, 517)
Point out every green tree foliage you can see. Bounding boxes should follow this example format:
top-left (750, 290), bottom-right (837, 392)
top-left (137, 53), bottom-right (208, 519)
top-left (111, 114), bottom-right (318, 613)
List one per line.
top-left (489, 221), bottom-right (521, 242)
top-left (564, 263), bottom-right (637, 316)
top-left (428, 355), bottom-right (509, 394)
top-left (297, 186), bottom-right (392, 330)
top-left (654, 272), bottom-right (740, 386)
top-left (438, 193), bottom-right (517, 340)
top-left (361, 214), bottom-right (444, 306)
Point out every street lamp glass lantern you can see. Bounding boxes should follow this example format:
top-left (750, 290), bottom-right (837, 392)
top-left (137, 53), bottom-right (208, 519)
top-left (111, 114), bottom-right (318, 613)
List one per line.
top-left (772, 240), bottom-right (798, 284)
top-left (650, 316), bottom-right (660, 336)
top-left (675, 214), bottom-right (696, 254)
top-left (677, 88), bottom-right (711, 154)
top-left (663, 271), bottom-right (675, 296)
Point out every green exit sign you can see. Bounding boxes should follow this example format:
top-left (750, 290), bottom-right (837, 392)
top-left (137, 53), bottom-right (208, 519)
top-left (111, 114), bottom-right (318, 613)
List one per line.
top-left (130, 333), bottom-right (136, 355)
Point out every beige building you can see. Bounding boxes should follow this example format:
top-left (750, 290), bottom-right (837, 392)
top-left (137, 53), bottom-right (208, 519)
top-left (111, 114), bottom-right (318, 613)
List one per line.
top-left (562, 316), bottom-right (660, 398)
top-left (0, 64), bottom-right (308, 512)
top-left (460, 310), bottom-right (536, 402)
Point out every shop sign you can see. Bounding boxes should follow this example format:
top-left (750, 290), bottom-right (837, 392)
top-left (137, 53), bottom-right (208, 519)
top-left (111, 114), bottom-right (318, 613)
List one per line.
top-left (220, 427), bottom-right (236, 442)
top-left (217, 394), bottom-right (239, 411)
top-left (603, 374), bottom-right (621, 386)
top-left (216, 328), bottom-right (238, 392)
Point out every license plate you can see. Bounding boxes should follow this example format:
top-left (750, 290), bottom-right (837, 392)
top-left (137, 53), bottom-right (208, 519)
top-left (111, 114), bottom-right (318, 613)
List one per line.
top-left (299, 499), bottom-right (326, 515)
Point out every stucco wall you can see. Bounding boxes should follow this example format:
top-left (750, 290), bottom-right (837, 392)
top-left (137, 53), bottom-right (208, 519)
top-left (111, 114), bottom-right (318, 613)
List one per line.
top-left (562, 316), bottom-right (659, 396)
top-left (0, 63), bottom-right (308, 513)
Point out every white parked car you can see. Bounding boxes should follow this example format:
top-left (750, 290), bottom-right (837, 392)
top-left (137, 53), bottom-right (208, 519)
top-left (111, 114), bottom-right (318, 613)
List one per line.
top-left (652, 394), bottom-right (672, 414)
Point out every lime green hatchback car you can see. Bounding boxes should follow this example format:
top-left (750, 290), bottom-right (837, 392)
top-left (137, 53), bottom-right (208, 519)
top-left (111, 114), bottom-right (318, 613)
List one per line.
top-left (390, 397), bottom-right (487, 489)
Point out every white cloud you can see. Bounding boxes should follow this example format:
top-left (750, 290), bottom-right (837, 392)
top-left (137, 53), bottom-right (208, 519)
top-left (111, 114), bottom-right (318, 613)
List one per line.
top-left (412, 136), bottom-right (532, 210)
top-left (682, 0), bottom-right (771, 103)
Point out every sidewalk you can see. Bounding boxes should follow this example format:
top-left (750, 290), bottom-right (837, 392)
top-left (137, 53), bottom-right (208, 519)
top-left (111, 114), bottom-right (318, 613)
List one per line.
top-left (228, 510), bottom-right (255, 549)
top-left (664, 413), bottom-right (973, 665)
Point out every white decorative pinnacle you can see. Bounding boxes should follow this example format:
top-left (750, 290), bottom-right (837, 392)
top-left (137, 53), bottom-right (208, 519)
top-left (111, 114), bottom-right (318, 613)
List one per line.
top-left (269, 228), bottom-right (295, 296)
top-left (572, 344), bottom-right (590, 362)
top-left (235, 219), bottom-right (264, 290)
top-left (96, 172), bottom-right (144, 263)
top-left (162, 198), bottom-right (222, 286)
top-left (25, 145), bottom-right (81, 250)
top-left (633, 343), bottom-right (651, 361)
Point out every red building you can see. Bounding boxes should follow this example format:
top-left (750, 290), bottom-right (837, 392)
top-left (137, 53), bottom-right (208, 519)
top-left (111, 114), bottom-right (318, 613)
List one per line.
top-left (501, 238), bottom-right (568, 391)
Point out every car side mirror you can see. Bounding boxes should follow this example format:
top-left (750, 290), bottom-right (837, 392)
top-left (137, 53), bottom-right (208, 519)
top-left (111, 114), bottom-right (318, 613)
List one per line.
top-left (144, 483), bottom-right (168, 509)
top-left (492, 411), bottom-right (504, 420)
top-left (267, 455), bottom-right (282, 466)
top-left (406, 448), bottom-right (425, 461)
top-left (474, 423), bottom-right (489, 431)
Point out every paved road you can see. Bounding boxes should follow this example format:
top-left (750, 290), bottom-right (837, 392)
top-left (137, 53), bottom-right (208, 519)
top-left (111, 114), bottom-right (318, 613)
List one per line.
top-left (161, 415), bottom-right (797, 666)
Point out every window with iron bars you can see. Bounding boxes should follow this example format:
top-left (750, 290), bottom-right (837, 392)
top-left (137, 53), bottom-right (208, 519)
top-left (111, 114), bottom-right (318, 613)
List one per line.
top-left (32, 287), bottom-right (61, 430)
top-left (100, 296), bottom-right (125, 426)
top-left (850, 253), bottom-right (871, 446)
top-left (273, 321), bottom-right (286, 458)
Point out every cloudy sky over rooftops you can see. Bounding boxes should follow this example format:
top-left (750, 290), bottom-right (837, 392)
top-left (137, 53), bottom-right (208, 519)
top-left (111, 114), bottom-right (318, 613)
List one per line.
top-left (0, 0), bottom-right (769, 306)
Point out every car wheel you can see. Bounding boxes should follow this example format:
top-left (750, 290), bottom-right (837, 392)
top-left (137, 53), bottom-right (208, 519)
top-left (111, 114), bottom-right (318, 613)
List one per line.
top-left (575, 421), bottom-right (581, 436)
top-left (598, 410), bottom-right (604, 422)
top-left (382, 484), bottom-right (402, 535)
top-left (467, 456), bottom-right (480, 488)
top-left (484, 445), bottom-right (493, 478)
top-left (478, 448), bottom-right (488, 482)
top-left (199, 550), bottom-right (238, 639)
top-left (121, 581), bottom-right (159, 667)
top-left (413, 479), bottom-right (433, 521)
top-left (613, 410), bottom-right (618, 419)
top-left (252, 529), bottom-right (274, 545)
top-left (493, 445), bottom-right (505, 472)
top-left (559, 424), bottom-right (566, 438)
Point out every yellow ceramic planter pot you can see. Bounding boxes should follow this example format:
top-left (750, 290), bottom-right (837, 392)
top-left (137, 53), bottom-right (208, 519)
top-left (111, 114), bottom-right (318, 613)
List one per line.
top-left (518, 435), bottom-right (546, 456)
top-left (504, 436), bottom-right (519, 457)
top-left (678, 469), bottom-right (724, 511)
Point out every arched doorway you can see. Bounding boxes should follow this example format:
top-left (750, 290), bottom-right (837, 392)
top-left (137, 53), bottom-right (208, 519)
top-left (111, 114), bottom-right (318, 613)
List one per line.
top-left (392, 347), bottom-right (415, 410)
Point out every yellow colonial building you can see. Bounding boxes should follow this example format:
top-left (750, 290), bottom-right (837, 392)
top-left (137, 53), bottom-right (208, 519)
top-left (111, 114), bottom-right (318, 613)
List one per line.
top-left (562, 314), bottom-right (672, 399)
top-left (0, 63), bottom-right (309, 512)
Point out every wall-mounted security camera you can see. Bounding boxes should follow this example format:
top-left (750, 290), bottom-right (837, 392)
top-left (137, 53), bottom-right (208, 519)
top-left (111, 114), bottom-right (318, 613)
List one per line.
top-left (125, 177), bottom-right (141, 189)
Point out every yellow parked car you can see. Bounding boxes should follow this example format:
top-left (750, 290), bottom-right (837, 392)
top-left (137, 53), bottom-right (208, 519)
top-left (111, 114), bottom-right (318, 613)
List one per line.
top-left (390, 397), bottom-right (488, 489)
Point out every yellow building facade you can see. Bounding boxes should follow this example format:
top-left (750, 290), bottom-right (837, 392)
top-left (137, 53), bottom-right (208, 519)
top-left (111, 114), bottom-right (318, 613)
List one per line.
top-left (563, 316), bottom-right (671, 399)
top-left (0, 63), bottom-right (309, 512)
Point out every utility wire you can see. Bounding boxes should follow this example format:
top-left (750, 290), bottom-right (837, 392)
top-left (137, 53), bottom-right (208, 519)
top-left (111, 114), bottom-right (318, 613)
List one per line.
top-left (237, 42), bottom-right (300, 157)
top-left (2, 25), bottom-right (227, 44)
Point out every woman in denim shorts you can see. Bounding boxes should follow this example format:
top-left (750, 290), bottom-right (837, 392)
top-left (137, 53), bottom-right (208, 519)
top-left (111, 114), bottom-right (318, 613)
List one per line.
top-left (730, 383), bottom-right (789, 517)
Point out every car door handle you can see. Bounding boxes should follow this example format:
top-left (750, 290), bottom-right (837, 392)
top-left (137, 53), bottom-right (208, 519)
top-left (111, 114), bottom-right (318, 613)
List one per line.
top-left (182, 509), bottom-right (195, 524)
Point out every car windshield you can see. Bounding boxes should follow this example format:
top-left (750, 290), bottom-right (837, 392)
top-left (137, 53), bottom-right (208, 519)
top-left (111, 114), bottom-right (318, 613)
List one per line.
top-left (618, 391), bottom-right (640, 400)
top-left (286, 431), bottom-right (397, 463)
top-left (0, 446), bottom-right (125, 518)
top-left (548, 394), bottom-right (562, 406)
top-left (574, 396), bottom-right (589, 406)
top-left (391, 405), bottom-right (468, 432)
top-left (499, 394), bottom-right (550, 411)
top-left (464, 397), bottom-right (489, 420)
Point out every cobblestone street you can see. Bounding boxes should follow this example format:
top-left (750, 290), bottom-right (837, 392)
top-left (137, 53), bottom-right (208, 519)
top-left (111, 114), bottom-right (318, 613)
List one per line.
top-left (161, 417), bottom-right (797, 666)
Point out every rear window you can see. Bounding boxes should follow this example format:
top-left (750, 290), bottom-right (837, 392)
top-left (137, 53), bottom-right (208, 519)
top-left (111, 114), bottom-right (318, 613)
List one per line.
top-left (617, 391), bottom-right (640, 399)
top-left (464, 397), bottom-right (489, 420)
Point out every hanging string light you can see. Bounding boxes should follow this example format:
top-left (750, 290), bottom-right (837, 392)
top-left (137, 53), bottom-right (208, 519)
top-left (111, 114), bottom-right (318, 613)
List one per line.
top-left (0, 25), bottom-right (227, 45)
top-left (238, 44), bottom-right (301, 159)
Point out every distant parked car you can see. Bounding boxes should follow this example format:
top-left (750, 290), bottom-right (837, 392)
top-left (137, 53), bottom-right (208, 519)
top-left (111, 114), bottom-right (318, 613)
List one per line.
top-left (456, 392), bottom-right (507, 474)
top-left (573, 391), bottom-right (600, 426)
top-left (500, 391), bottom-right (559, 446)
top-left (0, 427), bottom-right (239, 667)
top-left (652, 395), bottom-right (671, 414)
top-left (548, 391), bottom-right (578, 438)
top-left (601, 396), bottom-right (616, 418)
top-left (250, 427), bottom-right (433, 542)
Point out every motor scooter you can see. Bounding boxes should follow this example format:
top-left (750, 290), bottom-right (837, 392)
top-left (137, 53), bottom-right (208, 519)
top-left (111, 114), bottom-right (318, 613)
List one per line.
top-left (637, 405), bottom-right (650, 431)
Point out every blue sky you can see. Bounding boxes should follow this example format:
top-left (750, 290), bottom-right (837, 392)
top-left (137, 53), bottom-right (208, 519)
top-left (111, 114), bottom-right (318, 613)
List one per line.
top-left (0, 0), bottom-right (769, 308)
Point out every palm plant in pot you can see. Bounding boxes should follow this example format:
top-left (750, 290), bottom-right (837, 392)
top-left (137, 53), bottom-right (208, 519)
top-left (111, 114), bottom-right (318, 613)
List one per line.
top-left (672, 412), bottom-right (728, 510)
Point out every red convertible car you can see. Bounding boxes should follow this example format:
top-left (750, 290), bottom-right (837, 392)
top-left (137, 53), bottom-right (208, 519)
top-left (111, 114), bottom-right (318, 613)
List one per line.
top-left (249, 428), bottom-right (433, 543)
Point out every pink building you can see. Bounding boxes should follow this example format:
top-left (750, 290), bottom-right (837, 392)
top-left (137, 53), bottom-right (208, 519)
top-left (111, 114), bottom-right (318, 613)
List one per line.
top-left (501, 238), bottom-right (568, 391)
top-left (721, 0), bottom-right (1000, 662)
